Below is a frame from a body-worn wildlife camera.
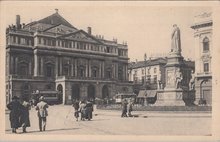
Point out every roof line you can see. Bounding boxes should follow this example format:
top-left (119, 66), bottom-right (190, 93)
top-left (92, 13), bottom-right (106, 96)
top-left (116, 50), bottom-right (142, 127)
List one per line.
top-left (42, 23), bottom-right (62, 32)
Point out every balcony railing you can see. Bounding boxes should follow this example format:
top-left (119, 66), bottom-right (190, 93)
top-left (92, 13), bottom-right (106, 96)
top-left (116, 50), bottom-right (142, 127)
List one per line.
top-left (7, 75), bottom-right (55, 80)
top-left (196, 72), bottom-right (212, 77)
top-left (56, 76), bottom-right (118, 81)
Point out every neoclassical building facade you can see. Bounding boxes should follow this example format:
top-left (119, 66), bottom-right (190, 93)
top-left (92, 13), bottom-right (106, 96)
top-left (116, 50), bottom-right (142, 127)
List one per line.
top-left (6, 10), bottom-right (132, 104)
top-left (191, 12), bottom-right (212, 105)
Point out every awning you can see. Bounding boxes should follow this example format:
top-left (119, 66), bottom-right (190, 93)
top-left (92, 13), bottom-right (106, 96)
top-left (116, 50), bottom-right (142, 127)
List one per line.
top-left (146, 90), bottom-right (157, 98)
top-left (137, 90), bottom-right (147, 98)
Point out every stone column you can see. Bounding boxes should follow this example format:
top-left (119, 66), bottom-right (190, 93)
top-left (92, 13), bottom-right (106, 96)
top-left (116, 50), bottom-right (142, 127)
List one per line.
top-left (40, 57), bottom-right (44, 76)
top-left (34, 51), bottom-right (38, 76)
top-left (55, 57), bottom-right (59, 76)
top-left (88, 60), bottom-right (91, 77)
top-left (71, 59), bottom-right (74, 76)
top-left (102, 61), bottom-right (105, 78)
top-left (125, 64), bottom-right (128, 81)
top-left (59, 57), bottom-right (63, 76)
top-left (99, 61), bottom-right (102, 78)
top-left (85, 60), bottom-right (88, 77)
top-left (29, 60), bottom-right (32, 76)
top-left (115, 63), bottom-right (118, 79)
top-left (10, 56), bottom-right (14, 74)
top-left (75, 59), bottom-right (77, 77)
top-left (14, 57), bottom-right (18, 75)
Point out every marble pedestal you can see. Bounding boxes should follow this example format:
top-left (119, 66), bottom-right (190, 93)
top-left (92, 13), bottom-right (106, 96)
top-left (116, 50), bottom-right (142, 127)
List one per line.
top-left (155, 89), bottom-right (186, 106)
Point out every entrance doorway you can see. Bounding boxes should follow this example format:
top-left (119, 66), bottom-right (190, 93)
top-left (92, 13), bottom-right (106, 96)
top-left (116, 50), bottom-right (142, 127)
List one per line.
top-left (102, 85), bottom-right (109, 99)
top-left (57, 84), bottom-right (63, 104)
top-left (21, 83), bottom-right (31, 101)
top-left (72, 84), bottom-right (80, 101)
top-left (88, 85), bottom-right (95, 101)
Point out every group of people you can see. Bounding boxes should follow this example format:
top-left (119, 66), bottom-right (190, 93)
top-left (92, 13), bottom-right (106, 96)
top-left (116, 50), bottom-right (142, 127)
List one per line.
top-left (7, 96), bottom-right (49, 133)
top-left (72, 100), bottom-right (94, 121)
top-left (121, 99), bottom-right (134, 117)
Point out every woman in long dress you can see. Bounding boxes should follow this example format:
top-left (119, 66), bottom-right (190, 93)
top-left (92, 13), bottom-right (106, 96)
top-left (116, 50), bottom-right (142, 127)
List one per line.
top-left (7, 96), bottom-right (22, 133)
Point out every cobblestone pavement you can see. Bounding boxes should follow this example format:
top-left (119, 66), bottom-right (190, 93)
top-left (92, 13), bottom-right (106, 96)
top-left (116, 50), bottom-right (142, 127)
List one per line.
top-left (5, 105), bottom-right (211, 135)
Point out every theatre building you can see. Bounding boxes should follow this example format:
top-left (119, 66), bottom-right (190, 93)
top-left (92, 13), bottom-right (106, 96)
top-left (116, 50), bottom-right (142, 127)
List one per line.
top-left (5, 10), bottom-right (132, 104)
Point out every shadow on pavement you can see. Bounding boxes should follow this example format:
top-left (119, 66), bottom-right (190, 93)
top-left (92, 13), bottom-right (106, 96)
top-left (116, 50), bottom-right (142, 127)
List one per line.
top-left (5, 127), bottom-right (80, 134)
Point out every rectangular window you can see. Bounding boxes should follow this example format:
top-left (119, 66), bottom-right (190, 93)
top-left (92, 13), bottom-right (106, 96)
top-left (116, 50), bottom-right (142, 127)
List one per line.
top-left (142, 76), bottom-right (144, 84)
top-left (153, 75), bottom-right (157, 83)
top-left (58, 40), bottom-right (60, 46)
top-left (154, 68), bottom-right (157, 74)
top-left (17, 37), bottom-right (20, 44)
top-left (44, 39), bottom-right (47, 45)
top-left (142, 69), bottom-right (145, 75)
top-left (147, 75), bottom-right (151, 83)
top-left (204, 63), bottom-right (209, 72)
top-left (13, 36), bottom-right (16, 43)
top-left (20, 37), bottom-right (26, 45)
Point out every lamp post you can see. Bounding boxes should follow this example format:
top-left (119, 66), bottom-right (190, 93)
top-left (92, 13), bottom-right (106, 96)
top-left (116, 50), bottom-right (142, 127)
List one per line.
top-left (144, 53), bottom-right (147, 88)
top-left (144, 53), bottom-right (147, 106)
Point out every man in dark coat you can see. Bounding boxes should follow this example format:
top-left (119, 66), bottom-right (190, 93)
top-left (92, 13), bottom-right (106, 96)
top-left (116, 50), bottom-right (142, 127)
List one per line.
top-left (85, 101), bottom-right (93, 120)
top-left (121, 99), bottom-right (128, 117)
top-left (20, 100), bottom-right (31, 133)
top-left (7, 96), bottom-right (22, 133)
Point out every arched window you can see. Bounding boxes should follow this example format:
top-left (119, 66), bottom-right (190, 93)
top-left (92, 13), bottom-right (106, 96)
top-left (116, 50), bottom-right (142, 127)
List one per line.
top-left (18, 62), bottom-right (28, 76)
top-left (45, 63), bottom-right (54, 78)
top-left (78, 66), bottom-right (85, 77)
top-left (203, 37), bottom-right (209, 52)
top-left (63, 65), bottom-right (70, 76)
top-left (91, 66), bottom-right (99, 78)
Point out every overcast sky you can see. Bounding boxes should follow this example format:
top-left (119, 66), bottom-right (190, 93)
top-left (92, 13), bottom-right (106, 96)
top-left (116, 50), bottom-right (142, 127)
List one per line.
top-left (0, 1), bottom-right (211, 62)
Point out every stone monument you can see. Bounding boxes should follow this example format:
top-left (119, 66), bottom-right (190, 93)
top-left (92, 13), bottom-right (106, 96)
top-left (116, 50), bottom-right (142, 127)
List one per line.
top-left (155, 24), bottom-right (187, 106)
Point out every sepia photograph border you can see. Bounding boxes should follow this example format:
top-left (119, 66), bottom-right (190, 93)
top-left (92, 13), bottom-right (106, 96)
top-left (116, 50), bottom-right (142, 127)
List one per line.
top-left (0, 1), bottom-right (220, 141)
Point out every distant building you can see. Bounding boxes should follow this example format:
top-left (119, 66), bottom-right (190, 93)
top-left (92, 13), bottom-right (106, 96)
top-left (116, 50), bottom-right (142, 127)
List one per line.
top-left (128, 57), bottom-right (194, 94)
top-left (191, 12), bottom-right (212, 105)
top-left (5, 10), bottom-right (132, 104)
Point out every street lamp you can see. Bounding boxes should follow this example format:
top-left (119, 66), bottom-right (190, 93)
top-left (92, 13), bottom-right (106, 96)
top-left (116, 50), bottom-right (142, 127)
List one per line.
top-left (144, 53), bottom-right (148, 106)
top-left (144, 53), bottom-right (147, 88)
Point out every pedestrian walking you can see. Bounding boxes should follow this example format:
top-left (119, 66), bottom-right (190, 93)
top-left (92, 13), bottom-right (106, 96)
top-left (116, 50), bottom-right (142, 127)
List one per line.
top-left (127, 99), bottom-right (133, 117)
top-left (72, 100), bottom-right (80, 121)
top-left (20, 100), bottom-right (31, 133)
top-left (121, 99), bottom-right (128, 117)
top-left (6, 96), bottom-right (22, 133)
top-left (85, 100), bottom-right (93, 120)
top-left (79, 100), bottom-right (86, 121)
top-left (35, 96), bottom-right (49, 131)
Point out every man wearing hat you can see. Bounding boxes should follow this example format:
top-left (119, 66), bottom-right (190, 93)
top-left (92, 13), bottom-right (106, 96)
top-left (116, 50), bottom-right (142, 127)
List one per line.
top-left (7, 96), bottom-right (22, 133)
top-left (35, 96), bottom-right (49, 131)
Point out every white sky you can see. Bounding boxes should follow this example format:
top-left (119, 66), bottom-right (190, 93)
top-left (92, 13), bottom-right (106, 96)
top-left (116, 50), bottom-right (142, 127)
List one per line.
top-left (0, 1), bottom-right (211, 62)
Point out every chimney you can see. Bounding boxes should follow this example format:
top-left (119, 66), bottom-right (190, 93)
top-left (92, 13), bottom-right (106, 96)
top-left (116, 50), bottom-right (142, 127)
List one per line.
top-left (16, 15), bottom-right (21, 29)
top-left (87, 27), bottom-right (92, 35)
top-left (55, 8), bottom-right (59, 13)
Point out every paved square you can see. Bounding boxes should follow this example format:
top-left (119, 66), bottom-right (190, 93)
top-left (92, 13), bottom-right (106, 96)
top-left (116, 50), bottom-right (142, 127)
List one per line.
top-left (5, 105), bottom-right (211, 135)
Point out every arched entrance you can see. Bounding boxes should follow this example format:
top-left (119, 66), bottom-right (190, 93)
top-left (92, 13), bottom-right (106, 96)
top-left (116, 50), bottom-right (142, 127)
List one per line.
top-left (88, 85), bottom-right (95, 101)
top-left (57, 84), bottom-right (63, 104)
top-left (21, 83), bottom-right (31, 101)
top-left (72, 84), bottom-right (80, 101)
top-left (102, 85), bottom-right (109, 99)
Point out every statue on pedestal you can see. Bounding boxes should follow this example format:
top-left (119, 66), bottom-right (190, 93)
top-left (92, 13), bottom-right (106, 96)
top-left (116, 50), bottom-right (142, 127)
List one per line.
top-left (175, 68), bottom-right (183, 89)
top-left (189, 71), bottom-right (195, 90)
top-left (171, 24), bottom-right (181, 54)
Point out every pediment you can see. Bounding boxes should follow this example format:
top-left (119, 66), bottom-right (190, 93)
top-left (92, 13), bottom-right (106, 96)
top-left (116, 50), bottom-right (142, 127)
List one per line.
top-left (44, 24), bottom-right (77, 34)
top-left (61, 30), bottom-right (101, 44)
